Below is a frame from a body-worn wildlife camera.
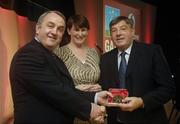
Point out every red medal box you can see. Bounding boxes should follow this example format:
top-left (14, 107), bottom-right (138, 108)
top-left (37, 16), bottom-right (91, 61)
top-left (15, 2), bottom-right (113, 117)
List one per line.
top-left (108, 88), bottom-right (129, 103)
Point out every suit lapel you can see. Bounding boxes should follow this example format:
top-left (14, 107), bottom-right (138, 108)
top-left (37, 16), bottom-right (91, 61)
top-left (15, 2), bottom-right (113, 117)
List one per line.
top-left (32, 39), bottom-right (72, 83)
top-left (46, 53), bottom-right (72, 79)
top-left (126, 43), bottom-right (139, 76)
top-left (111, 49), bottom-right (119, 88)
top-left (126, 42), bottom-right (141, 93)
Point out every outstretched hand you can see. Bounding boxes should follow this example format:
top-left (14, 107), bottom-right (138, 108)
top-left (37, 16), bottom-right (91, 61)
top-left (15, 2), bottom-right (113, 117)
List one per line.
top-left (96, 91), bottom-right (120, 107)
top-left (118, 97), bottom-right (144, 112)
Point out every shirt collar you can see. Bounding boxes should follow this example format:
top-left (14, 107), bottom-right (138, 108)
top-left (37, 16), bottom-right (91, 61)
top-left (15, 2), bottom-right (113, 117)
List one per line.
top-left (118, 43), bottom-right (133, 56)
top-left (34, 36), bottom-right (40, 43)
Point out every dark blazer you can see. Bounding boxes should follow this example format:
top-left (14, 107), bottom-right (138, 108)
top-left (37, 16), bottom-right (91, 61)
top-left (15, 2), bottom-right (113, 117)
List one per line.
top-left (10, 39), bottom-right (95, 124)
top-left (100, 41), bottom-right (175, 124)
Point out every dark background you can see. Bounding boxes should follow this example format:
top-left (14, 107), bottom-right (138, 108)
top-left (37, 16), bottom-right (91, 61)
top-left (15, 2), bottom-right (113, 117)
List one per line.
top-left (141, 0), bottom-right (180, 110)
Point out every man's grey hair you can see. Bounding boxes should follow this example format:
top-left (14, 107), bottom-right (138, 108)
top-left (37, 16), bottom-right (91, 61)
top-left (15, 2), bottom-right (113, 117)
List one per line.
top-left (36, 10), bottom-right (66, 25)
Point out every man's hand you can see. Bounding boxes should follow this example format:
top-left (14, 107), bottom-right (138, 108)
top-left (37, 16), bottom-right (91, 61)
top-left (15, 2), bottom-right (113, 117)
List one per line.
top-left (118, 97), bottom-right (144, 112)
top-left (96, 91), bottom-right (120, 107)
top-left (90, 103), bottom-right (106, 124)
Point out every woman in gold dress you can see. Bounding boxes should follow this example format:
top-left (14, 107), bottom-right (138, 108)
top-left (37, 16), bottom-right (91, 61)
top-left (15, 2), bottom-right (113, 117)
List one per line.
top-left (54, 15), bottom-right (102, 124)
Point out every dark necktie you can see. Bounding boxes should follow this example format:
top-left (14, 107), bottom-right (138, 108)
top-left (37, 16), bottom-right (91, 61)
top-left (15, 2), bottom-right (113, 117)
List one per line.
top-left (118, 52), bottom-right (127, 88)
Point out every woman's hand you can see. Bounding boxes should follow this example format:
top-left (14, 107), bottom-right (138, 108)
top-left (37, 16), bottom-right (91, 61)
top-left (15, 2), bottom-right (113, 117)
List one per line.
top-left (75, 84), bottom-right (102, 92)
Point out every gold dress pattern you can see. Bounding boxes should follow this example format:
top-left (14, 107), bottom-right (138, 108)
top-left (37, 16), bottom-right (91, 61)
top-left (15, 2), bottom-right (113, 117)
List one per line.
top-left (54, 45), bottom-right (100, 124)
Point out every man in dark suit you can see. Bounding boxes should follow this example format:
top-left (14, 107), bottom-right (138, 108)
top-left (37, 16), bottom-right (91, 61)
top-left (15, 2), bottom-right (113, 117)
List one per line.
top-left (100, 16), bottom-right (175, 124)
top-left (9, 10), bottom-right (111, 124)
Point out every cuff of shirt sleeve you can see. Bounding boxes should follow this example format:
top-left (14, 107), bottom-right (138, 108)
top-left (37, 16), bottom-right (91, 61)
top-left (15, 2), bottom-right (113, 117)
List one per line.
top-left (94, 93), bottom-right (98, 104)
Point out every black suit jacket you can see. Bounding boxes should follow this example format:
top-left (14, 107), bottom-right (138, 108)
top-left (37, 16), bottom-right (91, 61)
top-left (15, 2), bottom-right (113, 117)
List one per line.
top-left (10, 39), bottom-right (95, 124)
top-left (100, 41), bottom-right (175, 124)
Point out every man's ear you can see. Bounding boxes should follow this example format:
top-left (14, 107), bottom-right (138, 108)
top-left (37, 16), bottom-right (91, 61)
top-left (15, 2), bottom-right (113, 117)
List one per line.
top-left (35, 24), bottom-right (40, 35)
top-left (131, 28), bottom-right (135, 35)
top-left (132, 29), bottom-right (137, 40)
top-left (67, 28), bottom-right (71, 35)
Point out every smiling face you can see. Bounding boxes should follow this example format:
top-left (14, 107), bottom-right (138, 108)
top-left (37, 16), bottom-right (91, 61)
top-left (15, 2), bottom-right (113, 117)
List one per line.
top-left (66, 15), bottom-right (90, 47)
top-left (110, 20), bottom-right (134, 51)
top-left (68, 25), bottom-right (88, 46)
top-left (35, 12), bottom-right (65, 51)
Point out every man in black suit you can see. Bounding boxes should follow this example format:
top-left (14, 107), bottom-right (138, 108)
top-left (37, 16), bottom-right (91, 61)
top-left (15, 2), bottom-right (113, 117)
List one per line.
top-left (9, 10), bottom-right (112, 124)
top-left (100, 16), bottom-right (175, 124)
